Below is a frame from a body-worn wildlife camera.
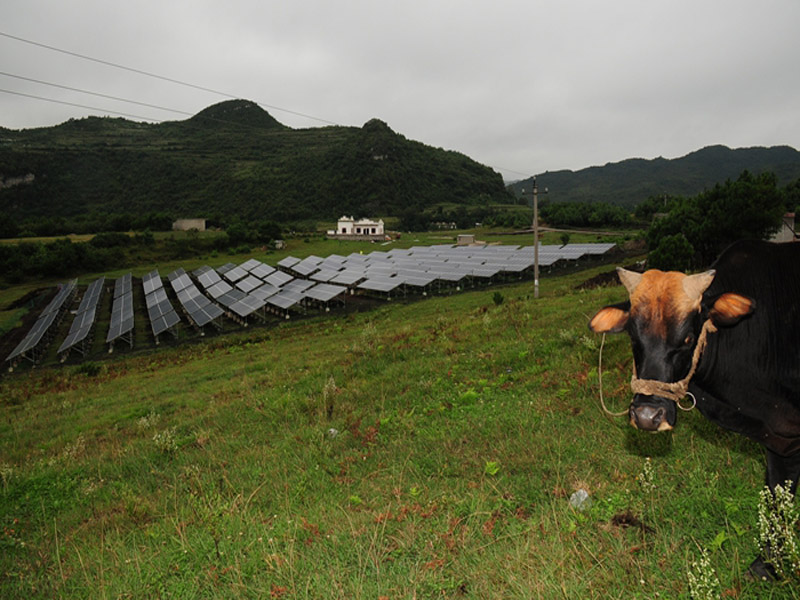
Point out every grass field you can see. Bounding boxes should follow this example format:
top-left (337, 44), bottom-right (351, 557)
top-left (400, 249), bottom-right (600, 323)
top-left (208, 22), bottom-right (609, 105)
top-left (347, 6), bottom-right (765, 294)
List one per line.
top-left (0, 243), bottom-right (796, 598)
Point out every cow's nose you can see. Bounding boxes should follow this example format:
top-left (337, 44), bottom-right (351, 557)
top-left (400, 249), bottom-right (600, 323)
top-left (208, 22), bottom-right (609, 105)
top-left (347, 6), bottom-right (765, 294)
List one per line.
top-left (630, 404), bottom-right (672, 432)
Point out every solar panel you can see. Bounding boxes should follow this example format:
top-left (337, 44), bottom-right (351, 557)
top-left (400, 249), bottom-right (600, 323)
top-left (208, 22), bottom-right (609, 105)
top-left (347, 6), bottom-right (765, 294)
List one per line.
top-left (310, 268), bottom-right (342, 283)
top-left (216, 263), bottom-right (237, 275)
top-left (250, 263), bottom-right (276, 279)
top-left (266, 290), bottom-right (304, 310)
top-left (235, 275), bottom-right (263, 293)
top-left (277, 256), bottom-right (301, 269)
top-left (197, 268), bottom-right (222, 288)
top-left (107, 289), bottom-right (134, 345)
top-left (249, 282), bottom-right (281, 301)
top-left (41, 280), bottom-right (77, 316)
top-left (171, 273), bottom-right (193, 292)
top-left (205, 280), bottom-right (233, 299)
top-left (240, 258), bottom-right (262, 272)
top-left (114, 273), bottom-right (132, 298)
top-left (291, 261), bottom-right (321, 277)
top-left (151, 310), bottom-right (181, 337)
top-left (77, 277), bottom-right (105, 312)
top-left (142, 271), bottom-right (163, 295)
top-left (329, 269), bottom-right (366, 286)
top-left (6, 281), bottom-right (78, 364)
top-left (304, 283), bottom-right (347, 303)
top-left (58, 305), bottom-right (98, 355)
top-left (6, 310), bottom-right (59, 361)
top-left (145, 287), bottom-right (169, 308)
top-left (217, 288), bottom-right (247, 308)
top-left (189, 303), bottom-right (225, 327)
top-left (223, 265), bottom-right (248, 283)
top-left (265, 271), bottom-right (293, 287)
top-left (358, 278), bottom-right (403, 293)
top-left (282, 279), bottom-right (315, 294)
top-left (229, 295), bottom-right (266, 318)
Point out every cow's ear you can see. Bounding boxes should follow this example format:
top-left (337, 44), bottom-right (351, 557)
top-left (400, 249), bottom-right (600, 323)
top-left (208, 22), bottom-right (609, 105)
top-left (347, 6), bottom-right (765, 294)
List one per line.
top-left (709, 293), bottom-right (755, 327)
top-left (589, 302), bottom-right (630, 333)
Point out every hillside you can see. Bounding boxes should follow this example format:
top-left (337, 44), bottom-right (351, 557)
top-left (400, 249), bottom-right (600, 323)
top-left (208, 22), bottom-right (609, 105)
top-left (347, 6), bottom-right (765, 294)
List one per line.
top-left (0, 99), bottom-right (510, 224)
top-left (0, 264), bottom-right (786, 597)
top-left (508, 144), bottom-right (800, 207)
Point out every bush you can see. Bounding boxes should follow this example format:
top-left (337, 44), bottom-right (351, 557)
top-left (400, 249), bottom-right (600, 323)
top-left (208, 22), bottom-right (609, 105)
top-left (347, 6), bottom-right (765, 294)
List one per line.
top-left (647, 233), bottom-right (694, 271)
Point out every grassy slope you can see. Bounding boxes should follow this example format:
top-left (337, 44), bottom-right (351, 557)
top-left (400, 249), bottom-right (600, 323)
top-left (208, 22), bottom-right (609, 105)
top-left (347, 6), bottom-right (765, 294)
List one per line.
top-left (0, 261), bottom-right (791, 598)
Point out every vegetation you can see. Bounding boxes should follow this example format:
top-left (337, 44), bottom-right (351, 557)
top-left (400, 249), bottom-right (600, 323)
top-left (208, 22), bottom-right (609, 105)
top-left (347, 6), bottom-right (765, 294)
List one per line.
top-left (0, 258), bottom-right (797, 598)
top-left (646, 171), bottom-right (788, 270)
top-left (0, 100), bottom-right (512, 228)
top-left (508, 145), bottom-right (800, 208)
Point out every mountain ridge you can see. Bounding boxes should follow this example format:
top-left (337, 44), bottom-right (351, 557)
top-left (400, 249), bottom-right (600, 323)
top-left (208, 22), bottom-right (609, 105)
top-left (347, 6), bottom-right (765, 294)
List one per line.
top-left (508, 144), bottom-right (800, 206)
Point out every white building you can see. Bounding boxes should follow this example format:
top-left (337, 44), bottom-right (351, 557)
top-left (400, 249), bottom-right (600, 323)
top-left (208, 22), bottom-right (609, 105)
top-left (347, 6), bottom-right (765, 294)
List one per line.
top-left (328, 216), bottom-right (385, 239)
top-left (172, 218), bottom-right (207, 232)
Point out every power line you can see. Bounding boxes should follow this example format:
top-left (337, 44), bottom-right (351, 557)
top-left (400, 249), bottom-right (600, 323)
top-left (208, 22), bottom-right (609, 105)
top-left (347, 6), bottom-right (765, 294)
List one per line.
top-left (0, 71), bottom-right (194, 119)
top-left (0, 30), bottom-right (339, 126)
top-left (0, 30), bottom-right (535, 177)
top-left (0, 88), bottom-right (163, 122)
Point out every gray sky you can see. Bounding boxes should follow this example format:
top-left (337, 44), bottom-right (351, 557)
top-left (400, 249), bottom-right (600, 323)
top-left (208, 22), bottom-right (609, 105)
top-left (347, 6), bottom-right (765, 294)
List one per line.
top-left (2, 0), bottom-right (799, 180)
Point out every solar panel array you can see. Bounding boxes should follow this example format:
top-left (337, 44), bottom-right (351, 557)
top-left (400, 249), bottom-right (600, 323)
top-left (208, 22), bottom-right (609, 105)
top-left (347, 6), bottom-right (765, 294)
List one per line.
top-left (193, 258), bottom-right (348, 319)
top-left (6, 279), bottom-right (78, 365)
top-left (57, 277), bottom-right (105, 358)
top-left (107, 273), bottom-right (134, 349)
top-left (4, 242), bottom-right (616, 368)
top-left (275, 243), bottom-right (616, 298)
top-left (143, 270), bottom-right (181, 340)
top-left (168, 268), bottom-right (225, 329)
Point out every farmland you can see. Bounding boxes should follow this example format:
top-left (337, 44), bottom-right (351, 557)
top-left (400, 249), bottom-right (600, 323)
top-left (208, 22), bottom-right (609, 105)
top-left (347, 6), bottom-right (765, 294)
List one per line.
top-left (0, 237), bottom-right (794, 598)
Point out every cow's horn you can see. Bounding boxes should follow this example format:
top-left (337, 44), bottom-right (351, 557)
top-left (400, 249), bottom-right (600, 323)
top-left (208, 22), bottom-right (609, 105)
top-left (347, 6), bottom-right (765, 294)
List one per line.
top-left (617, 267), bottom-right (643, 295)
top-left (682, 270), bottom-right (716, 303)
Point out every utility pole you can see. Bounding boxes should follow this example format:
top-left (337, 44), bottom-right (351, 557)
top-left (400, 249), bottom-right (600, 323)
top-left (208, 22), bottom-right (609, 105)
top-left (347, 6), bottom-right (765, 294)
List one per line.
top-left (533, 177), bottom-right (540, 298)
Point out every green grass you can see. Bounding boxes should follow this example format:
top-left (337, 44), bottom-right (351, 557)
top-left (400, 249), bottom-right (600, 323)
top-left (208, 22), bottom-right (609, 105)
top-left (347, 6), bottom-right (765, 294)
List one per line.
top-left (0, 261), bottom-right (794, 598)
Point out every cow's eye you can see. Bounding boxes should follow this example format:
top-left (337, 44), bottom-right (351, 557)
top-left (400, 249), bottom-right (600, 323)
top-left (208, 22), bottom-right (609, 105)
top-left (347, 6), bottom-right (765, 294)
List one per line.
top-left (683, 334), bottom-right (695, 347)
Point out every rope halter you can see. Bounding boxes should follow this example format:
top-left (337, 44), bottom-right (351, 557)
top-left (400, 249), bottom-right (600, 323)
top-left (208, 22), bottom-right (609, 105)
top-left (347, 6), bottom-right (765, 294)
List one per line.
top-left (629, 318), bottom-right (717, 411)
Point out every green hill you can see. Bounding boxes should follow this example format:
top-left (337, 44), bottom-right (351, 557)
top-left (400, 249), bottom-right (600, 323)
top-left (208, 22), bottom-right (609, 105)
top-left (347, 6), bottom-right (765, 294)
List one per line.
top-left (508, 144), bottom-right (800, 207)
top-left (0, 99), bottom-right (510, 224)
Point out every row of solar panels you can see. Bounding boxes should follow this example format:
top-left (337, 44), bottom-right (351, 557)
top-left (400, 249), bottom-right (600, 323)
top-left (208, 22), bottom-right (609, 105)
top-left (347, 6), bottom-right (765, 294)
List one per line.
top-left (107, 273), bottom-right (134, 349)
top-left (6, 279), bottom-right (78, 364)
top-left (5, 242), bottom-right (616, 366)
top-left (276, 242), bottom-right (616, 295)
top-left (57, 277), bottom-right (105, 358)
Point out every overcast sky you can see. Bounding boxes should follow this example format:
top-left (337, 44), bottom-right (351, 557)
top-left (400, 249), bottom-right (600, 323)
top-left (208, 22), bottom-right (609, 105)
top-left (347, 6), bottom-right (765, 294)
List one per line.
top-left (2, 0), bottom-right (799, 180)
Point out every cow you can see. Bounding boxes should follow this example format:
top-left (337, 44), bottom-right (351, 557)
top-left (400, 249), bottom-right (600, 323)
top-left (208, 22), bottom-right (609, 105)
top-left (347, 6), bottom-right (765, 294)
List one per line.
top-left (588, 239), bottom-right (800, 578)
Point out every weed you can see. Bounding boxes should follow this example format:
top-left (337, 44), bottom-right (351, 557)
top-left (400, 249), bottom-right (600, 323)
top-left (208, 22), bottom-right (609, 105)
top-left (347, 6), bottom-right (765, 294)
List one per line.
top-left (636, 457), bottom-right (656, 495)
top-left (153, 427), bottom-right (178, 453)
top-left (75, 361), bottom-right (101, 377)
top-left (492, 291), bottom-right (504, 306)
top-left (687, 546), bottom-right (721, 600)
top-left (756, 481), bottom-right (800, 579)
top-left (484, 461), bottom-right (501, 477)
top-left (0, 463), bottom-right (12, 491)
top-left (136, 409), bottom-right (161, 431)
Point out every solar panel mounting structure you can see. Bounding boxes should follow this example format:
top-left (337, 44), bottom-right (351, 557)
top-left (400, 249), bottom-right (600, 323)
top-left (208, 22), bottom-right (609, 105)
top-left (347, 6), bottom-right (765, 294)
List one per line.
top-left (143, 270), bottom-right (180, 343)
top-left (6, 280), bottom-right (77, 368)
top-left (57, 277), bottom-right (105, 360)
top-left (168, 269), bottom-right (224, 333)
top-left (303, 283), bottom-right (347, 311)
top-left (107, 274), bottom-right (134, 351)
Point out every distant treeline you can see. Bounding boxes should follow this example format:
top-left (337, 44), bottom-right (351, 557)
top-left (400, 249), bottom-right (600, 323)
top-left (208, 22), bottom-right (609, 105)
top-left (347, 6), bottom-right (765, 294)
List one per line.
top-left (0, 219), bottom-right (283, 283)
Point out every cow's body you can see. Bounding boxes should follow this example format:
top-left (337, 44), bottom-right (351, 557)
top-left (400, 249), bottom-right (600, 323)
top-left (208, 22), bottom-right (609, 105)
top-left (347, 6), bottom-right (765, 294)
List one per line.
top-left (693, 241), bottom-right (800, 486)
top-left (589, 239), bottom-right (800, 576)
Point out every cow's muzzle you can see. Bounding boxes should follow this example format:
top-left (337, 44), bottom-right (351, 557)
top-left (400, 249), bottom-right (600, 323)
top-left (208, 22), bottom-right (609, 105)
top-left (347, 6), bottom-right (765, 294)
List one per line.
top-left (629, 396), bottom-right (676, 432)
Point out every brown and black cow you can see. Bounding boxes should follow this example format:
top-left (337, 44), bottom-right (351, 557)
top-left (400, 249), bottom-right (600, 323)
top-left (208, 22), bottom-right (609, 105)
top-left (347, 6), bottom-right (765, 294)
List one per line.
top-left (589, 239), bottom-right (800, 577)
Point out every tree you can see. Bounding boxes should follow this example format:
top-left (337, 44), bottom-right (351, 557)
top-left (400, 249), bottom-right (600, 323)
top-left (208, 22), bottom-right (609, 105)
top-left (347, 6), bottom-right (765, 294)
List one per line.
top-left (647, 233), bottom-right (694, 271)
top-left (647, 171), bottom-right (785, 269)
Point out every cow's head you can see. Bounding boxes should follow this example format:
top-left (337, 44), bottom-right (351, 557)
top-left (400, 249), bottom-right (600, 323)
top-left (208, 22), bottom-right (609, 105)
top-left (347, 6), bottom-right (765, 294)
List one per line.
top-left (588, 267), bottom-right (755, 432)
